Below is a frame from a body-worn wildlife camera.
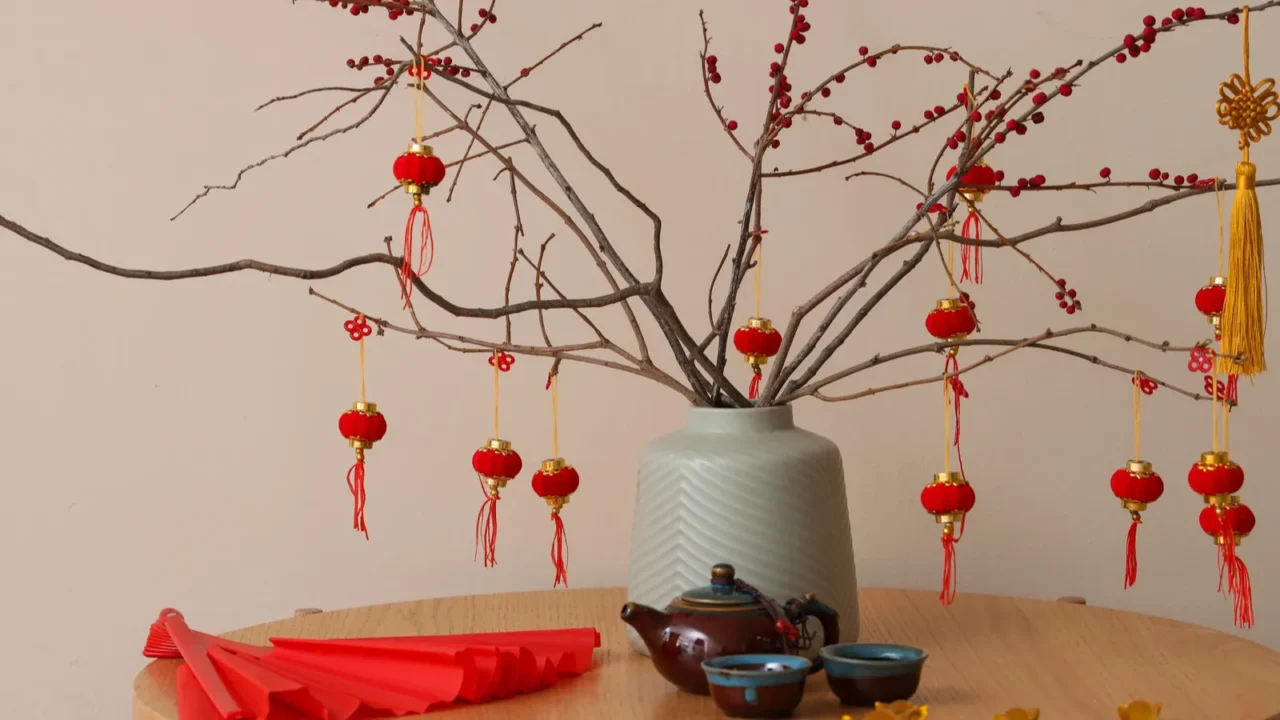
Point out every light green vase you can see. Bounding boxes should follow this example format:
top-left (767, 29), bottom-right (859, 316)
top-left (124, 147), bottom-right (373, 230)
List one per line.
top-left (626, 405), bottom-right (859, 655)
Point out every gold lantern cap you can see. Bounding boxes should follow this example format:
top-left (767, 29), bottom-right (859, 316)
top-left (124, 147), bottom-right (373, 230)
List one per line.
top-left (745, 317), bottom-right (774, 331)
top-left (933, 471), bottom-right (965, 485)
top-left (541, 457), bottom-right (569, 473)
top-left (935, 298), bottom-right (966, 311)
top-left (1126, 459), bottom-right (1153, 476)
top-left (485, 438), bottom-right (513, 452)
top-left (406, 142), bottom-right (435, 157)
top-left (1198, 450), bottom-right (1228, 467)
top-left (352, 401), bottom-right (378, 414)
top-left (1208, 276), bottom-right (1226, 287)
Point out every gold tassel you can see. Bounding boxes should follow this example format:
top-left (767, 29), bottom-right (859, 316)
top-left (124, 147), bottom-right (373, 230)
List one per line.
top-left (1214, 6), bottom-right (1277, 376)
top-left (1219, 159), bottom-right (1266, 375)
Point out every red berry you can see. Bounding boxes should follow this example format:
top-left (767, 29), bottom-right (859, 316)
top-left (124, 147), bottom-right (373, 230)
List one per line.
top-left (385, 67), bottom-right (394, 77)
top-left (775, 43), bottom-right (785, 54)
top-left (933, 52), bottom-right (944, 63)
top-left (832, 117), bottom-right (842, 126)
top-left (461, 69), bottom-right (471, 78)
top-left (1055, 292), bottom-right (1065, 300)
top-left (1015, 123), bottom-right (1028, 136)
top-left (443, 57), bottom-right (453, 66)
top-left (1228, 13), bottom-right (1240, 24)
top-left (478, 8), bottom-right (488, 17)
top-left (1192, 8), bottom-right (1206, 19)
top-left (1125, 34), bottom-right (1137, 47)
top-left (995, 131), bottom-right (1007, 144)
top-left (346, 58), bottom-right (356, 68)
top-left (1172, 8), bottom-right (1185, 20)
top-left (1056, 278), bottom-right (1067, 287)
top-left (487, 12), bottom-right (496, 22)
top-left (1009, 186), bottom-right (1020, 197)
top-left (835, 73), bottom-right (846, 83)
top-left (1059, 84), bottom-right (1072, 97)
top-left (1067, 289), bottom-right (1077, 299)
top-left (891, 120), bottom-right (902, 130)
top-left (934, 105), bottom-right (945, 116)
top-left (1029, 68), bottom-right (1041, 79)
top-left (1174, 175), bottom-right (1185, 186)
top-left (821, 87), bottom-right (831, 98)
top-left (374, 77), bottom-right (385, 85)
top-left (1066, 305), bottom-right (1077, 315)
top-left (706, 54), bottom-right (718, 66)
top-left (990, 89), bottom-right (1002, 100)
top-left (1017, 177), bottom-right (1029, 188)
top-left (1143, 14), bottom-right (1156, 26)
top-left (863, 141), bottom-right (875, 152)
top-left (1187, 173), bottom-right (1199, 184)
top-left (970, 111), bottom-right (982, 122)
top-left (711, 72), bottom-right (722, 83)
top-left (1148, 168), bottom-right (1161, 180)
top-left (953, 130), bottom-right (966, 142)
top-left (1059, 300), bottom-right (1069, 309)
top-left (470, 23), bottom-right (479, 31)
top-left (924, 54), bottom-right (934, 65)
top-left (1031, 174), bottom-right (1046, 186)
top-left (1143, 27), bottom-right (1157, 42)
top-left (727, 120), bottom-right (739, 130)
top-left (867, 57), bottom-right (877, 67)
top-left (947, 138), bottom-right (959, 149)
top-left (859, 46), bottom-right (869, 56)
top-left (1033, 92), bottom-right (1047, 104)
top-left (1161, 172), bottom-right (1169, 181)
top-left (781, 117), bottom-right (793, 128)
top-left (771, 139), bottom-right (780, 149)
top-left (924, 110), bottom-right (935, 120)
top-left (993, 170), bottom-right (1005, 182)
top-left (1100, 167), bottom-right (1112, 179)
top-left (359, 55), bottom-right (369, 65)
top-left (1129, 46), bottom-right (1141, 58)
top-left (1032, 111), bottom-right (1045, 124)
top-left (1116, 53), bottom-right (1127, 64)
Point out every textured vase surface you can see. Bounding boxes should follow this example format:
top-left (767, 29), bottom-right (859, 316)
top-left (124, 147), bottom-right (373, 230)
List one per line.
top-left (626, 405), bottom-right (859, 655)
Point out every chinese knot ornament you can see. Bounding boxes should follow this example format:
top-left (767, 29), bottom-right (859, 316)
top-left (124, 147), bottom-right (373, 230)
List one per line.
top-left (734, 317), bottom-right (783, 400)
top-left (1109, 460), bottom-right (1164, 589)
top-left (1199, 498), bottom-right (1255, 628)
top-left (337, 314), bottom-right (386, 540)
top-left (925, 298), bottom-right (977, 345)
top-left (920, 471), bottom-right (975, 604)
top-left (1194, 277), bottom-right (1227, 331)
top-left (392, 142), bottom-right (446, 307)
top-left (946, 154), bottom-right (1000, 284)
top-left (533, 457), bottom-right (581, 588)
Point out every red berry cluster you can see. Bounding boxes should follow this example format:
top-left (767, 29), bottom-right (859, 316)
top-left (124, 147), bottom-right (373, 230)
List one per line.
top-left (348, 54), bottom-right (397, 81)
top-left (1054, 278), bottom-right (1082, 314)
top-left (472, 7), bottom-right (498, 30)
top-left (326, 0), bottom-right (414, 20)
top-left (706, 54), bottom-right (722, 84)
top-left (922, 51), bottom-right (955, 65)
top-left (788, 0), bottom-right (812, 44)
top-left (855, 46), bottom-right (879, 67)
top-left (1147, 167), bottom-right (1203, 186)
top-left (923, 104), bottom-right (946, 121)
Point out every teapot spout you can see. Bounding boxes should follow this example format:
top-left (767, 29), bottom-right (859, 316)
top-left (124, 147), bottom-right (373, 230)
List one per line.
top-left (620, 602), bottom-right (670, 648)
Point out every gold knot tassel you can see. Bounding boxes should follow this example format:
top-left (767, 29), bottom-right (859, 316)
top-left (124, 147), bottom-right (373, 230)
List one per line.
top-left (1219, 160), bottom-right (1266, 375)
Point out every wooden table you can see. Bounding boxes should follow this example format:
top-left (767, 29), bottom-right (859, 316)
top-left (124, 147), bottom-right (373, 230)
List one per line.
top-left (133, 588), bottom-right (1280, 720)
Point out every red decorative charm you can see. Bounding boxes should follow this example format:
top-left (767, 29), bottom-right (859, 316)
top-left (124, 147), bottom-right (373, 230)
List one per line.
top-left (1110, 460), bottom-right (1164, 589)
top-left (488, 352), bottom-right (516, 372)
top-left (338, 401), bottom-right (387, 540)
top-left (1195, 276), bottom-right (1227, 330)
top-left (344, 316), bottom-right (373, 341)
top-left (392, 142), bottom-right (447, 307)
top-left (947, 157), bottom-right (999, 285)
top-left (1199, 498), bottom-right (1255, 629)
top-left (1188, 346), bottom-right (1215, 373)
top-left (733, 317), bottom-right (783, 400)
top-left (471, 439), bottom-right (522, 568)
top-left (532, 458), bottom-right (581, 587)
top-left (1203, 374), bottom-right (1240, 408)
top-left (925, 298), bottom-right (977, 344)
top-left (1131, 374), bottom-right (1158, 395)
top-left (920, 472), bottom-right (975, 605)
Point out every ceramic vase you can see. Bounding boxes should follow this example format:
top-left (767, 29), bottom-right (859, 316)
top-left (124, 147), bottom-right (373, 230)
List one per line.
top-left (626, 405), bottom-right (859, 654)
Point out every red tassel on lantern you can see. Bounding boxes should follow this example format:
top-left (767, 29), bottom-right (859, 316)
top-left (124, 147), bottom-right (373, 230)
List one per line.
top-left (1199, 499), bottom-right (1256, 628)
top-left (338, 402), bottom-right (387, 540)
top-left (946, 158), bottom-right (999, 285)
top-left (920, 472), bottom-right (975, 604)
top-left (1109, 460), bottom-right (1164, 589)
top-left (471, 439), bottom-right (522, 568)
top-left (392, 143), bottom-right (447, 307)
top-left (733, 317), bottom-right (783, 400)
top-left (1195, 277), bottom-right (1227, 336)
top-left (532, 458), bottom-right (581, 587)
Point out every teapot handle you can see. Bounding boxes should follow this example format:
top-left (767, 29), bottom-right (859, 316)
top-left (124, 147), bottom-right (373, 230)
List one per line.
top-left (794, 594), bottom-right (839, 673)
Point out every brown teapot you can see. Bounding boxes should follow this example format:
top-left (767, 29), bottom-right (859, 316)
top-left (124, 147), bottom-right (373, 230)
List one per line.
top-left (620, 563), bottom-right (840, 695)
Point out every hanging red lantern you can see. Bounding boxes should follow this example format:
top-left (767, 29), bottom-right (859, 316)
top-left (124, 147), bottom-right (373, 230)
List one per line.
top-left (946, 154), bottom-right (1000, 285)
top-left (733, 317), bottom-right (783, 400)
top-left (1187, 451), bottom-right (1245, 505)
top-left (920, 471), bottom-right (975, 605)
top-left (1109, 460), bottom-right (1164, 589)
top-left (1199, 498), bottom-right (1255, 628)
top-left (533, 458), bottom-right (581, 588)
top-left (925, 298), bottom-right (977, 344)
top-left (392, 142), bottom-right (447, 307)
top-left (337, 316), bottom-right (386, 540)
top-left (1194, 276), bottom-right (1227, 333)
top-left (474, 351), bottom-right (518, 568)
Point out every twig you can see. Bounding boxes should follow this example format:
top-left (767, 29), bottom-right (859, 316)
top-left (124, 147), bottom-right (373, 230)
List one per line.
top-left (706, 244), bottom-right (731, 330)
top-left (847, 171), bottom-right (926, 198)
top-left (698, 11), bottom-right (749, 159)
top-left (255, 86), bottom-right (370, 112)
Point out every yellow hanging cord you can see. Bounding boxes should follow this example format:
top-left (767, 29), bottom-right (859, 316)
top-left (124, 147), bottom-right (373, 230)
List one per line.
top-left (414, 56), bottom-right (425, 143)
top-left (1133, 371), bottom-right (1142, 460)
top-left (358, 316), bottom-right (367, 404)
top-left (551, 374), bottom-right (560, 457)
top-left (943, 373), bottom-right (952, 475)
top-left (946, 235), bottom-right (956, 299)
top-left (753, 239), bottom-right (763, 319)
top-left (1212, 365), bottom-right (1220, 454)
top-left (1224, 382), bottom-right (1231, 452)
top-left (492, 350), bottom-right (501, 438)
top-left (1217, 180), bottom-right (1226, 275)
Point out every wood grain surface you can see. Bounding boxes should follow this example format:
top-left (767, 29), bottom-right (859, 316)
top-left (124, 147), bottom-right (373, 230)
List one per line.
top-left (132, 587), bottom-right (1280, 720)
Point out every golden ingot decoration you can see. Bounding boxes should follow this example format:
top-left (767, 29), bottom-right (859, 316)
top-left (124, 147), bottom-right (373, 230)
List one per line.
top-left (1118, 700), bottom-right (1162, 720)
top-left (862, 700), bottom-right (929, 720)
top-left (996, 709), bottom-right (1040, 720)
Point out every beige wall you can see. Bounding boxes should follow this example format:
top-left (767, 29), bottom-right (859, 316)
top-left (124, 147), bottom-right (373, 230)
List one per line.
top-left (2, 1), bottom-right (1278, 716)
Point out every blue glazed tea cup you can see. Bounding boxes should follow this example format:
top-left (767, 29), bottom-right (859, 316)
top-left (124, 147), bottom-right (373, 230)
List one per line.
top-left (702, 654), bottom-right (812, 718)
top-left (819, 643), bottom-right (927, 707)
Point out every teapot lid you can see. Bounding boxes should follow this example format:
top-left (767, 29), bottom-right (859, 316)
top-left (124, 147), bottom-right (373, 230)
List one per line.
top-left (672, 564), bottom-right (763, 611)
